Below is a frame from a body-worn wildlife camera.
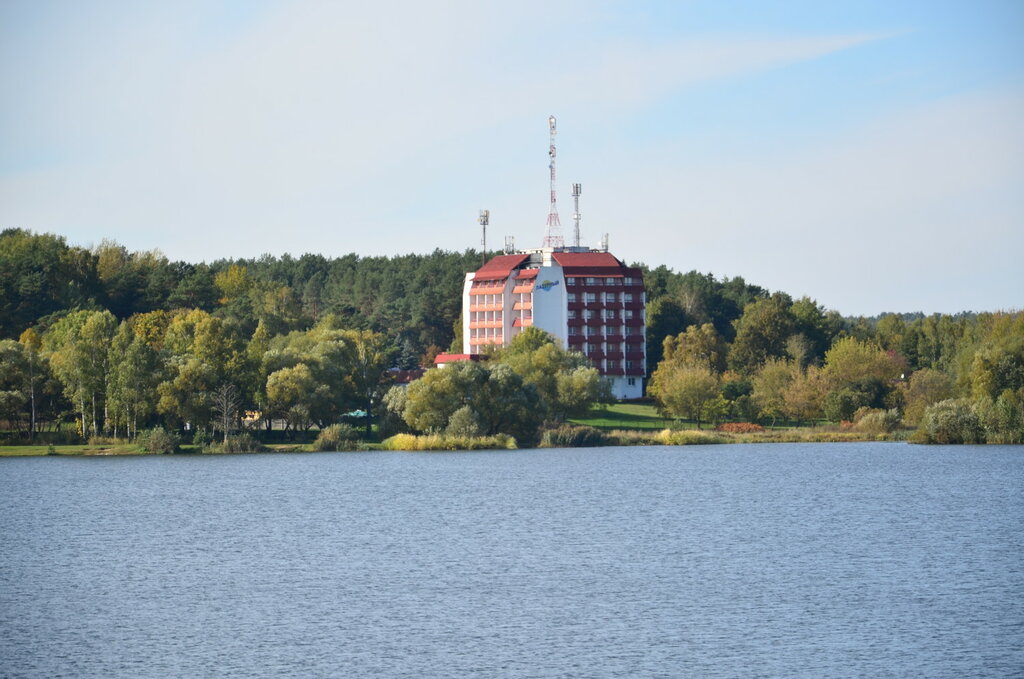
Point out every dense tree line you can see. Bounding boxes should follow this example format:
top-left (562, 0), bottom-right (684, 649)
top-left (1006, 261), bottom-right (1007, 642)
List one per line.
top-left (645, 295), bottom-right (1023, 443)
top-left (1, 228), bottom-right (1020, 444)
top-left (0, 228), bottom-right (477, 364)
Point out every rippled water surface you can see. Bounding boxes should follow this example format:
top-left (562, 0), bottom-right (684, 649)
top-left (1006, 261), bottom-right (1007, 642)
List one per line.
top-left (2, 442), bottom-right (1022, 678)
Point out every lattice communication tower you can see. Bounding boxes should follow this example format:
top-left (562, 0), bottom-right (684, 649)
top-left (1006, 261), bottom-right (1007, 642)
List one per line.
top-left (571, 183), bottom-right (582, 248)
top-left (542, 115), bottom-right (565, 248)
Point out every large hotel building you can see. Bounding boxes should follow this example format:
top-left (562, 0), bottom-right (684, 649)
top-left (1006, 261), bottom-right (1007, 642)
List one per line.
top-left (459, 247), bottom-right (646, 399)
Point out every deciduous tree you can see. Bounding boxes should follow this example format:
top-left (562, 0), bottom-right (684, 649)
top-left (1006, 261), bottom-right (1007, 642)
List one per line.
top-left (45, 310), bottom-right (117, 437)
top-left (728, 293), bottom-right (796, 374)
top-left (648, 363), bottom-right (720, 429)
top-left (901, 368), bottom-right (954, 426)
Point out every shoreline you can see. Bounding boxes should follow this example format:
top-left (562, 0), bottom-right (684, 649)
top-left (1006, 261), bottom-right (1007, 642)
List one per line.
top-left (0, 430), bottom-right (915, 457)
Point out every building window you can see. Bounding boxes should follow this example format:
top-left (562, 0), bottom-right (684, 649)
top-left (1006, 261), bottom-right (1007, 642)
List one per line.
top-left (627, 378), bottom-right (636, 386)
top-left (568, 309), bottom-right (577, 319)
top-left (585, 292), bottom-right (597, 303)
top-left (568, 326), bottom-right (579, 335)
top-left (567, 277), bottom-right (576, 285)
top-left (588, 344), bottom-right (599, 354)
top-left (624, 277), bottom-right (634, 285)
top-left (604, 309), bottom-right (617, 320)
top-left (624, 293), bottom-right (634, 302)
top-left (568, 293), bottom-right (577, 303)
top-left (625, 360), bottom-right (634, 370)
top-left (624, 309), bottom-right (634, 319)
top-left (585, 277), bottom-right (596, 285)
top-left (607, 360), bottom-right (619, 370)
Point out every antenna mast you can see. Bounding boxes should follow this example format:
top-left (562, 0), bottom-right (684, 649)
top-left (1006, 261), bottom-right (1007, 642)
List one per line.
top-left (543, 115), bottom-right (564, 249)
top-left (478, 209), bottom-right (489, 266)
top-left (571, 183), bottom-right (582, 248)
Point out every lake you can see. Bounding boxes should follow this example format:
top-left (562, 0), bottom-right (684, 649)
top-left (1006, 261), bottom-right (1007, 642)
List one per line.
top-left (1, 442), bottom-right (1021, 678)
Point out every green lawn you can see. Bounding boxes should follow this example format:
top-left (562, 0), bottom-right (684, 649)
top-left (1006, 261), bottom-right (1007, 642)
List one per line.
top-left (0, 443), bottom-right (144, 456)
top-left (570, 402), bottom-right (687, 430)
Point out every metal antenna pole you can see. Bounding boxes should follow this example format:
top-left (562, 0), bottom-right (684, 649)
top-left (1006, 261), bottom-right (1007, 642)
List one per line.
top-left (542, 115), bottom-right (564, 249)
top-left (571, 183), bottom-right (582, 248)
top-left (479, 210), bottom-right (489, 266)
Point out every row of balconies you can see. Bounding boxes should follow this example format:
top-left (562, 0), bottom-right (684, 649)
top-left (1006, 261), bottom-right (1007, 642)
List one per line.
top-left (602, 367), bottom-right (646, 377)
top-left (567, 300), bottom-right (645, 310)
top-left (567, 320), bottom-right (646, 330)
top-left (568, 317), bottom-right (644, 327)
top-left (568, 334), bottom-right (644, 344)
top-left (468, 336), bottom-right (503, 346)
top-left (565, 281), bottom-right (644, 291)
top-left (576, 348), bottom-right (645, 359)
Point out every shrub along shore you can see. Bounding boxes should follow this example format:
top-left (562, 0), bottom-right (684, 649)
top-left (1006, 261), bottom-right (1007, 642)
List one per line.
top-left (0, 424), bottom-right (908, 456)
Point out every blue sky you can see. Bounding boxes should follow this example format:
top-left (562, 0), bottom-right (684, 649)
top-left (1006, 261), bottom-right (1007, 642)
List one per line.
top-left (1, 1), bottom-right (1021, 316)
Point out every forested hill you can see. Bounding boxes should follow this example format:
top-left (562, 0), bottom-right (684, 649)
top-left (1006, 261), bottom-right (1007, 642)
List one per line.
top-left (0, 229), bottom-right (478, 366)
top-left (0, 228), bottom-right (1013, 377)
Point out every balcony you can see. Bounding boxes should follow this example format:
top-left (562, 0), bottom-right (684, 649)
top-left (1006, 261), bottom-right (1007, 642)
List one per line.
top-left (469, 336), bottom-right (503, 346)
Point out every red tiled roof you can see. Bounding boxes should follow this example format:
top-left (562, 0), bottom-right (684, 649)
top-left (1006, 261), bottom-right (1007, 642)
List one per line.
top-left (515, 269), bottom-right (539, 279)
top-left (473, 254), bottom-right (529, 281)
top-left (434, 353), bottom-right (483, 364)
top-left (552, 251), bottom-right (630, 275)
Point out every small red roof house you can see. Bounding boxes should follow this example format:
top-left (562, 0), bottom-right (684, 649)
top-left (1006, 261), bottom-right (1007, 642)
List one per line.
top-left (433, 353), bottom-right (484, 368)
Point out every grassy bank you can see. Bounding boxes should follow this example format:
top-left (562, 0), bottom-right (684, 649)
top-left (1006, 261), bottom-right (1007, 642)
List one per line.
top-left (0, 443), bottom-right (144, 456)
top-left (570, 402), bottom-right (678, 430)
top-left (0, 405), bottom-right (909, 456)
top-left (540, 423), bottom-right (906, 448)
top-left (0, 441), bottom-right (347, 456)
